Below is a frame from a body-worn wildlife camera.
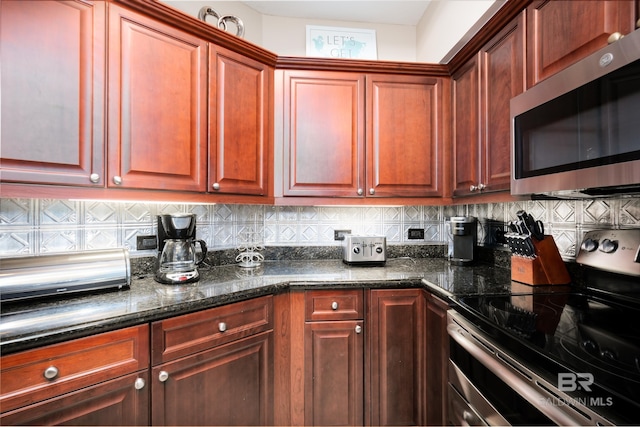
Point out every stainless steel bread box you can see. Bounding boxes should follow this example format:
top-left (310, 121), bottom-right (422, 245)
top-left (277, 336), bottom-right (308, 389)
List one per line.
top-left (0, 249), bottom-right (131, 302)
top-left (342, 235), bottom-right (387, 265)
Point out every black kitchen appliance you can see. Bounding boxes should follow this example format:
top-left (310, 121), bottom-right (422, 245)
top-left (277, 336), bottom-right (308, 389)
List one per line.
top-left (448, 216), bottom-right (477, 265)
top-left (448, 229), bottom-right (640, 425)
top-left (155, 214), bottom-right (207, 284)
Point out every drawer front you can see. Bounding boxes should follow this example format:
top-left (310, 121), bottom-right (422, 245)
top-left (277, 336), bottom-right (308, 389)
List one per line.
top-left (0, 324), bottom-right (149, 414)
top-left (152, 295), bottom-right (273, 365)
top-left (305, 289), bottom-right (364, 321)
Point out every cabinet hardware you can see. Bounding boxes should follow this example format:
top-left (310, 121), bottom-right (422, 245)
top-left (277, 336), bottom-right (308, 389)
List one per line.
top-left (357, 188), bottom-right (364, 196)
top-left (158, 371), bottom-right (169, 382)
top-left (43, 366), bottom-right (59, 380)
top-left (134, 378), bottom-right (145, 390)
top-left (355, 325), bottom-right (362, 334)
top-left (113, 176), bottom-right (123, 185)
top-left (369, 188), bottom-right (375, 195)
top-left (89, 173), bottom-right (100, 183)
top-left (331, 301), bottom-right (339, 310)
top-left (212, 182), bottom-right (220, 190)
top-left (607, 32), bottom-right (624, 44)
top-left (218, 322), bottom-right (227, 332)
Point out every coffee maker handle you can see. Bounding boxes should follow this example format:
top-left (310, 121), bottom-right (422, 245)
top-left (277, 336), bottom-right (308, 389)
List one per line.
top-left (195, 240), bottom-right (208, 265)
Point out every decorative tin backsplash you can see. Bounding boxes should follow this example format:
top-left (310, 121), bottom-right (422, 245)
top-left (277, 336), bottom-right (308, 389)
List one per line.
top-left (1, 197), bottom-right (638, 261)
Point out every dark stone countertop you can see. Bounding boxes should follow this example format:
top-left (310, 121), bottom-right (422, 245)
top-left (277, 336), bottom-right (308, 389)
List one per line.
top-left (0, 257), bottom-right (513, 354)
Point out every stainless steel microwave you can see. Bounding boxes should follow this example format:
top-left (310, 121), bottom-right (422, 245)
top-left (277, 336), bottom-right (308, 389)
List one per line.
top-left (511, 28), bottom-right (640, 197)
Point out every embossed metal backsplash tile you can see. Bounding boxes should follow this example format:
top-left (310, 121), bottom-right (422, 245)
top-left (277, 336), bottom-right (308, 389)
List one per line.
top-left (1, 197), bottom-right (638, 260)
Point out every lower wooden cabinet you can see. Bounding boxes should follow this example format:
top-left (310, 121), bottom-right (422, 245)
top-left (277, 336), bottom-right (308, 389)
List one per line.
top-left (151, 295), bottom-right (274, 426)
top-left (0, 325), bottom-right (150, 426)
top-left (425, 292), bottom-right (451, 426)
top-left (299, 288), bottom-right (430, 426)
top-left (151, 331), bottom-right (273, 426)
top-left (368, 288), bottom-right (427, 426)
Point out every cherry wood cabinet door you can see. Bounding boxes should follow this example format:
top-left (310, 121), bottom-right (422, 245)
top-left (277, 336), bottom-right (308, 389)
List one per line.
top-left (527, 0), bottom-right (636, 88)
top-left (425, 293), bottom-right (450, 426)
top-left (209, 45), bottom-right (272, 196)
top-left (107, 3), bottom-right (207, 191)
top-left (452, 55), bottom-right (481, 197)
top-left (152, 331), bottom-right (273, 426)
top-left (366, 75), bottom-right (444, 197)
top-left (282, 70), bottom-right (366, 197)
top-left (0, 371), bottom-right (149, 426)
top-left (0, 0), bottom-right (105, 187)
top-left (480, 13), bottom-right (525, 194)
top-left (368, 289), bottom-right (427, 426)
top-left (304, 320), bottom-right (364, 426)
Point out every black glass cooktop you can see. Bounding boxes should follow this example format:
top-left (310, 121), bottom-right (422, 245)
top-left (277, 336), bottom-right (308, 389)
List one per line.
top-left (452, 288), bottom-right (640, 424)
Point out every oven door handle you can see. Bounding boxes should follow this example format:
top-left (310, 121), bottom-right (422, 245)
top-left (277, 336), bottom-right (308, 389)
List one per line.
top-left (448, 319), bottom-right (590, 426)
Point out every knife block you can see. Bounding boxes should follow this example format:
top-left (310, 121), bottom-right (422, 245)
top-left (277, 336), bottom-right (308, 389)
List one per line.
top-left (511, 235), bottom-right (571, 285)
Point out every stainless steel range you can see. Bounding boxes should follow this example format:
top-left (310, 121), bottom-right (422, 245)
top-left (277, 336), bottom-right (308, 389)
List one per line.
top-left (448, 229), bottom-right (640, 426)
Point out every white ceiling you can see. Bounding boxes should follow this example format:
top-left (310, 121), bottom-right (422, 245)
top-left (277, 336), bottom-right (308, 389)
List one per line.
top-left (240, 1), bottom-right (433, 26)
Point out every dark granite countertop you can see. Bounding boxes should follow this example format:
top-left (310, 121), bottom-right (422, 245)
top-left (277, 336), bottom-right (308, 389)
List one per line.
top-left (0, 257), bottom-right (513, 354)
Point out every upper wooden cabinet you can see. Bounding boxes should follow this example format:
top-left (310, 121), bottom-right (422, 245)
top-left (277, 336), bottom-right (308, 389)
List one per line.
top-left (526, 0), bottom-right (637, 87)
top-left (0, 0), bottom-right (106, 187)
top-left (278, 70), bottom-right (445, 200)
top-left (453, 14), bottom-right (525, 197)
top-left (107, 3), bottom-right (208, 192)
top-left (209, 46), bottom-right (272, 196)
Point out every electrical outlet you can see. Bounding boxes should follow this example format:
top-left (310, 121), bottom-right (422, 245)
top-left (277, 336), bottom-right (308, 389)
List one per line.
top-left (136, 235), bottom-right (157, 250)
top-left (334, 229), bottom-right (351, 241)
top-left (408, 228), bottom-right (425, 240)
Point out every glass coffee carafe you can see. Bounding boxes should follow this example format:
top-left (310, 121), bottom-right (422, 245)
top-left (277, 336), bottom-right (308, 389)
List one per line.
top-left (156, 238), bottom-right (207, 284)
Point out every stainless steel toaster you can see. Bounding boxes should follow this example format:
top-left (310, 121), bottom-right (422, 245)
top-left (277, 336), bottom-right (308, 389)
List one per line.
top-left (342, 235), bottom-right (387, 265)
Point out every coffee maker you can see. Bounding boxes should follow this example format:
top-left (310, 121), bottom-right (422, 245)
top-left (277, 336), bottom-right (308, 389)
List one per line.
top-left (155, 213), bottom-right (208, 284)
top-left (448, 216), bottom-right (477, 265)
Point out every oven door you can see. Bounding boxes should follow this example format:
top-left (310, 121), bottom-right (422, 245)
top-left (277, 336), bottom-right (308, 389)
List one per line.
top-left (447, 310), bottom-right (612, 426)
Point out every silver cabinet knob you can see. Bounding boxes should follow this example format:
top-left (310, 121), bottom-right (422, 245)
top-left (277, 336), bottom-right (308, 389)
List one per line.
top-left (357, 188), bottom-right (364, 196)
top-left (113, 176), bottom-right (123, 185)
top-left (89, 173), bottom-right (100, 183)
top-left (158, 371), bottom-right (169, 382)
top-left (470, 185), bottom-right (478, 192)
top-left (212, 182), bottom-right (220, 190)
top-left (218, 322), bottom-right (227, 332)
top-left (637, 19), bottom-right (640, 29)
top-left (134, 378), bottom-right (146, 390)
top-left (478, 183), bottom-right (486, 191)
top-left (369, 188), bottom-right (375, 195)
top-left (355, 325), bottom-right (362, 334)
top-left (607, 32), bottom-right (624, 44)
top-left (331, 301), bottom-right (338, 310)
top-left (43, 366), bottom-right (59, 380)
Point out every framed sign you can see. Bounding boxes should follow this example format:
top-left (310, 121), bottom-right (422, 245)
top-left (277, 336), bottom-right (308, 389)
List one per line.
top-left (306, 25), bottom-right (377, 60)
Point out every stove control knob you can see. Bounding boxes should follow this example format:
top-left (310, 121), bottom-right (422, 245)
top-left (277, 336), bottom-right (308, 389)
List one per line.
top-left (599, 238), bottom-right (618, 253)
top-left (601, 349), bottom-right (617, 362)
top-left (582, 340), bottom-right (598, 354)
top-left (581, 238), bottom-right (599, 252)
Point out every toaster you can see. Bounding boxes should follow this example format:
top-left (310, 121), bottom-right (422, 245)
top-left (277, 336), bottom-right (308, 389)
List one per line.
top-left (342, 235), bottom-right (387, 265)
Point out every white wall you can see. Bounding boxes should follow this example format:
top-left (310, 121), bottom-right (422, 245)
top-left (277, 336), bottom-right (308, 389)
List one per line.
top-left (164, 1), bottom-right (499, 63)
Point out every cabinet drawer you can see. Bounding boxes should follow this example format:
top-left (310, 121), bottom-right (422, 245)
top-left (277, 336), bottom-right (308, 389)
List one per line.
top-left (152, 295), bottom-right (273, 365)
top-left (0, 324), bottom-right (149, 414)
top-left (305, 289), bottom-right (364, 321)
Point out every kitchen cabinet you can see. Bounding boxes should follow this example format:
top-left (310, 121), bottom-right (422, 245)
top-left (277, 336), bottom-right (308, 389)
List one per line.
top-left (294, 288), bottom-right (428, 426)
top-left (526, 0), bottom-right (636, 88)
top-left (278, 70), bottom-right (444, 199)
top-left (0, 0), bottom-right (106, 187)
top-left (209, 45), bottom-right (272, 196)
top-left (425, 292), bottom-right (450, 426)
top-left (452, 14), bottom-right (525, 197)
top-left (368, 288), bottom-right (427, 426)
top-left (304, 290), bottom-right (365, 426)
top-left (151, 295), bottom-right (274, 426)
top-left (0, 325), bottom-right (149, 425)
top-left (107, 3), bottom-right (208, 192)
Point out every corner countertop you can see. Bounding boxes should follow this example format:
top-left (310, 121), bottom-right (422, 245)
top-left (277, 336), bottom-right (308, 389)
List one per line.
top-left (0, 257), bottom-right (512, 354)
